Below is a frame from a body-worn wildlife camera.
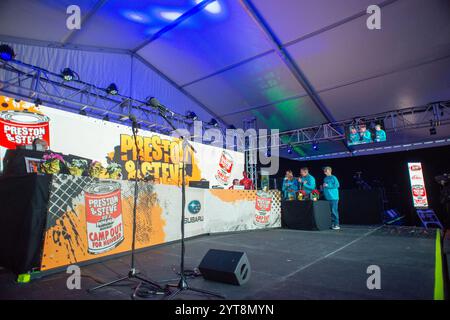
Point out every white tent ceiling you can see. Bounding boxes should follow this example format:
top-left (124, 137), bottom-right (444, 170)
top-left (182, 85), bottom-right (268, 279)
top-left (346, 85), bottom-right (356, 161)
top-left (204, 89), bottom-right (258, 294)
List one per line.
top-left (1, 0), bottom-right (449, 158)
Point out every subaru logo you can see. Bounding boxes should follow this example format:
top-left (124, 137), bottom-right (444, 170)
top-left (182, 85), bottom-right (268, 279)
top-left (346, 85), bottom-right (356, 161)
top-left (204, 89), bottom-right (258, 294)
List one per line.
top-left (187, 200), bottom-right (201, 214)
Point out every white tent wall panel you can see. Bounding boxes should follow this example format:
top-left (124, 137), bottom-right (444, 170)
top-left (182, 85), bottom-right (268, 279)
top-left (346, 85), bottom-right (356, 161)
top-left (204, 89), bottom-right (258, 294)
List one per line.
top-left (0, 0), bottom-right (98, 43)
top-left (2, 42), bottom-right (133, 97)
top-left (251, 0), bottom-right (385, 45)
top-left (0, 41), bottom-right (216, 121)
top-left (319, 56), bottom-right (450, 121)
top-left (130, 57), bottom-right (214, 121)
top-left (287, 0), bottom-right (450, 94)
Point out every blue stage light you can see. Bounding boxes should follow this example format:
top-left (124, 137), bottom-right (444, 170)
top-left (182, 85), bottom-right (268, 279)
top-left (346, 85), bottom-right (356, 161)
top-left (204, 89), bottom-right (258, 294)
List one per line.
top-left (106, 83), bottom-right (118, 95)
top-left (121, 10), bottom-right (151, 24)
top-left (208, 118), bottom-right (218, 127)
top-left (159, 11), bottom-right (183, 21)
top-left (195, 0), bottom-right (221, 14)
top-left (61, 68), bottom-right (75, 81)
top-left (287, 145), bottom-right (293, 154)
top-left (186, 111), bottom-right (198, 120)
top-left (0, 44), bottom-right (15, 61)
top-left (312, 142), bottom-right (319, 151)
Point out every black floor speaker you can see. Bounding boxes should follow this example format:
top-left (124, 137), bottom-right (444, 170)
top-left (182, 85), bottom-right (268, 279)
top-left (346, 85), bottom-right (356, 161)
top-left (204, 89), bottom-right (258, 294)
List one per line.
top-left (199, 249), bottom-right (251, 286)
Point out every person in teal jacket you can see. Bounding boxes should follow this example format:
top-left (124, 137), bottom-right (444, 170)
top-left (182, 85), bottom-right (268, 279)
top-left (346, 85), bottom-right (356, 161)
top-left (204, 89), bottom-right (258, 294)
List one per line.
top-left (282, 170), bottom-right (299, 200)
top-left (348, 126), bottom-right (360, 145)
top-left (359, 125), bottom-right (373, 143)
top-left (374, 124), bottom-right (386, 142)
top-left (322, 166), bottom-right (340, 230)
top-left (299, 167), bottom-right (316, 196)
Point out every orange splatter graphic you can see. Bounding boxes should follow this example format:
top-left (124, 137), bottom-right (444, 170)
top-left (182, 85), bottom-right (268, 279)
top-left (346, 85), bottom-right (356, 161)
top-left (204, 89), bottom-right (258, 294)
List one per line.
top-left (209, 189), bottom-right (257, 203)
top-left (41, 189), bottom-right (166, 271)
top-left (0, 96), bottom-right (43, 114)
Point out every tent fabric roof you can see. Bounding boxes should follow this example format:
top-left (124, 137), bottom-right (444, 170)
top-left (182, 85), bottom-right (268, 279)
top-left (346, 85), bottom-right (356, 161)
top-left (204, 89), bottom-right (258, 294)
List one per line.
top-left (1, 0), bottom-right (450, 158)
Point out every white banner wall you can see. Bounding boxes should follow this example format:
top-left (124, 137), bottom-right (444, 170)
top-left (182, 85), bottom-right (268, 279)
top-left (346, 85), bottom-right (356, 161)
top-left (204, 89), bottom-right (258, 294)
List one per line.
top-left (0, 95), bottom-right (244, 187)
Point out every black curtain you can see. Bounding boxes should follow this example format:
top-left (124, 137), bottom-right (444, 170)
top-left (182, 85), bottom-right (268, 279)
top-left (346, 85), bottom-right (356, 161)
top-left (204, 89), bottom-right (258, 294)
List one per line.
top-left (0, 174), bottom-right (51, 274)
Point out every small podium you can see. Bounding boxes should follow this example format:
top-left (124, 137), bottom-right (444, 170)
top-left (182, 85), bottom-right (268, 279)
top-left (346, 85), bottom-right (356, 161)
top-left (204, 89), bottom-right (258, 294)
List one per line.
top-left (281, 200), bottom-right (331, 231)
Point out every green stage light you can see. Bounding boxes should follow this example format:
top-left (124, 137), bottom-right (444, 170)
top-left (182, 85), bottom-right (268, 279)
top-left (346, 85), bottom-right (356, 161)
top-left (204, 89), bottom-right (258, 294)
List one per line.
top-left (106, 83), bottom-right (118, 95)
top-left (61, 68), bottom-right (75, 81)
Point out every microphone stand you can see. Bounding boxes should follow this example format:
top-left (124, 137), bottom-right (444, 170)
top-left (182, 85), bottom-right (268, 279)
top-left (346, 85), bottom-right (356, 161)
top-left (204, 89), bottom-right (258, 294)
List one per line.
top-left (88, 118), bottom-right (165, 298)
top-left (156, 109), bottom-right (225, 300)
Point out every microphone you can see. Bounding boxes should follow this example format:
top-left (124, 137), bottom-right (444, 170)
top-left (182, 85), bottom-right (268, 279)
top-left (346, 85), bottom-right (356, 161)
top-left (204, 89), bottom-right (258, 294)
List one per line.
top-left (148, 97), bottom-right (175, 117)
top-left (129, 114), bottom-right (139, 131)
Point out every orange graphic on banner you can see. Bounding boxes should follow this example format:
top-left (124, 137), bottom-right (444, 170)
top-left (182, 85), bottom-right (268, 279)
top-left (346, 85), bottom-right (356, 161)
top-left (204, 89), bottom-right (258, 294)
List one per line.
top-left (209, 189), bottom-right (257, 203)
top-left (40, 188), bottom-right (166, 271)
top-left (118, 134), bottom-right (202, 185)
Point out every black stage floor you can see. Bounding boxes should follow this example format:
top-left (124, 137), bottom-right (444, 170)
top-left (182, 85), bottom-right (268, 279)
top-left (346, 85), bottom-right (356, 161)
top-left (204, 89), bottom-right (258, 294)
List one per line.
top-left (0, 226), bottom-right (441, 300)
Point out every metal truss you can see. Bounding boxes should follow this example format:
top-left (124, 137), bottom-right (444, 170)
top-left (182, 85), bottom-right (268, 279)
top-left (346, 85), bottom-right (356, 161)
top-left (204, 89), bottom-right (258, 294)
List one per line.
top-left (0, 58), bottom-right (204, 134)
top-left (243, 117), bottom-right (258, 188)
top-left (254, 100), bottom-right (450, 151)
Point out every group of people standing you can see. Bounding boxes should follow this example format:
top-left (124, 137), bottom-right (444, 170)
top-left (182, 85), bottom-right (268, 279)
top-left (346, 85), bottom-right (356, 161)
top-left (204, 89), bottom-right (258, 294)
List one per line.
top-left (282, 167), bottom-right (341, 230)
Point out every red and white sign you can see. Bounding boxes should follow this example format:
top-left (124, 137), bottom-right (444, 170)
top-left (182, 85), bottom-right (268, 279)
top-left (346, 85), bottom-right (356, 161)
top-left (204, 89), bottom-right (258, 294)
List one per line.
top-left (0, 110), bottom-right (50, 149)
top-left (214, 150), bottom-right (234, 186)
top-left (84, 181), bottom-right (124, 254)
top-left (254, 193), bottom-right (273, 227)
top-left (407, 162), bottom-right (429, 208)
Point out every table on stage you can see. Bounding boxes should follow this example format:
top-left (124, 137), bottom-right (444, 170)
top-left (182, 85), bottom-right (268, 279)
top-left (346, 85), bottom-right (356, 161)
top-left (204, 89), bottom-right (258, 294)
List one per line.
top-left (281, 200), bottom-right (331, 231)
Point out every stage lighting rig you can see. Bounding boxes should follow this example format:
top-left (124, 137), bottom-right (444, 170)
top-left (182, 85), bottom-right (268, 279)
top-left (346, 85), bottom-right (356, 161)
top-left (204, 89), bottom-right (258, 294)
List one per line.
top-left (0, 44), bottom-right (15, 61)
top-left (312, 142), bottom-right (319, 151)
top-left (429, 127), bottom-right (437, 135)
top-left (208, 118), bottom-right (218, 127)
top-left (102, 115), bottom-right (110, 121)
top-left (106, 83), bottom-right (118, 95)
top-left (61, 68), bottom-right (76, 81)
top-left (287, 145), bottom-right (293, 154)
top-left (79, 109), bottom-right (87, 116)
top-left (186, 111), bottom-right (198, 120)
top-left (34, 98), bottom-right (42, 107)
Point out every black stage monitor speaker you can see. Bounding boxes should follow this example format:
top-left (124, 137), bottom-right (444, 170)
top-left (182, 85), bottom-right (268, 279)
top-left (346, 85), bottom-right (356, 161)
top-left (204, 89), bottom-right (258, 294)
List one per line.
top-left (189, 180), bottom-right (210, 189)
top-left (199, 249), bottom-right (251, 286)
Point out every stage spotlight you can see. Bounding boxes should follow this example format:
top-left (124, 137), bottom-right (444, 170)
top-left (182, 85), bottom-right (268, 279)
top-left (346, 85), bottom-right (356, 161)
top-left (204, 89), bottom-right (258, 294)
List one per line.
top-left (0, 44), bottom-right (15, 61)
top-left (430, 127), bottom-right (437, 135)
top-left (287, 145), bottom-right (293, 154)
top-left (61, 68), bottom-right (75, 81)
top-left (106, 83), bottom-right (118, 95)
top-left (312, 142), bottom-right (319, 151)
top-left (195, 0), bottom-right (222, 14)
top-left (79, 109), bottom-right (87, 116)
top-left (102, 115), bottom-right (110, 121)
top-left (186, 111), bottom-right (198, 120)
top-left (160, 11), bottom-right (182, 21)
top-left (34, 98), bottom-right (42, 107)
top-left (119, 115), bottom-right (129, 121)
top-left (208, 118), bottom-right (218, 127)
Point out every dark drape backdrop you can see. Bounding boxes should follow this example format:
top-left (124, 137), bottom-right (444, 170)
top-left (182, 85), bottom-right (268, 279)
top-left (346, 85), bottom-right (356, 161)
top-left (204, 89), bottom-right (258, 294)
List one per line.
top-left (268, 145), bottom-right (450, 226)
top-left (0, 174), bottom-right (52, 274)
